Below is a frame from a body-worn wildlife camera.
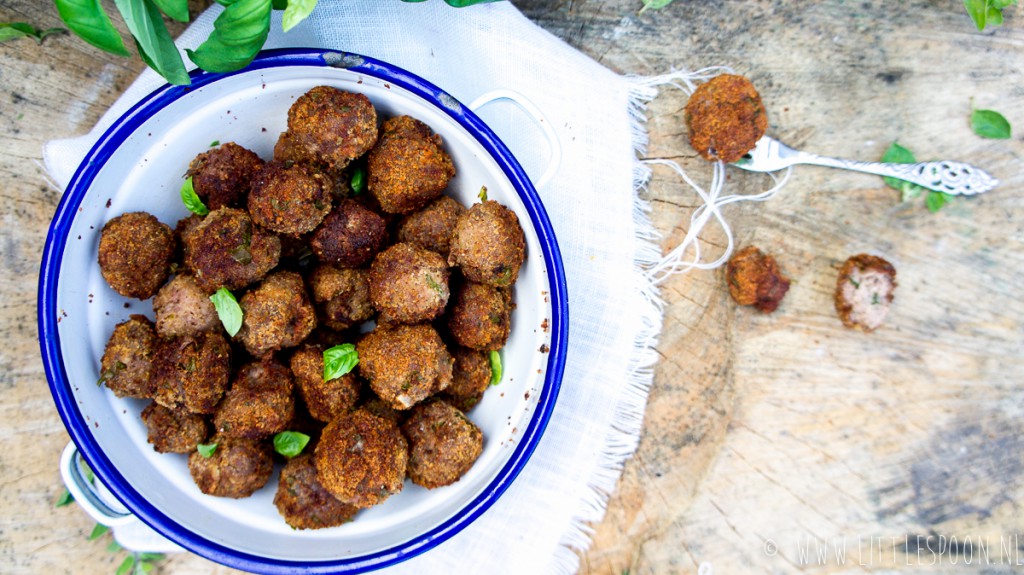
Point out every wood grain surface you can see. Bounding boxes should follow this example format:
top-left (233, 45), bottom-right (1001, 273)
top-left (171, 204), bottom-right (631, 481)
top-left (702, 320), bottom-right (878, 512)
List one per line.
top-left (2, 1), bottom-right (1022, 574)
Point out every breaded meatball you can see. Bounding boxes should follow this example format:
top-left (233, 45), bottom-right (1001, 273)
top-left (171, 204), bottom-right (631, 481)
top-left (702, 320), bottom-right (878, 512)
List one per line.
top-left (188, 434), bottom-right (273, 498)
top-left (237, 271), bottom-right (317, 357)
top-left (685, 73), bottom-right (768, 163)
top-left (140, 402), bottom-right (207, 454)
top-left (448, 200), bottom-right (525, 288)
top-left (283, 86), bottom-right (378, 171)
top-left (835, 254), bottom-right (897, 332)
top-left (396, 195), bottom-right (466, 259)
top-left (182, 207), bottom-right (281, 293)
top-left (274, 454), bottom-right (359, 530)
top-left (152, 330), bottom-right (231, 414)
top-left (367, 115), bottom-right (455, 214)
top-left (368, 243), bottom-right (449, 324)
top-left (187, 142), bottom-right (264, 210)
top-left (290, 343), bottom-right (361, 422)
top-left (357, 324), bottom-right (454, 410)
top-left (314, 409), bottom-right (408, 508)
top-left (99, 315), bottom-right (157, 399)
top-left (401, 400), bottom-right (483, 489)
top-left (447, 281), bottom-right (512, 351)
top-left (725, 245), bottom-right (790, 313)
top-left (248, 162), bottom-right (331, 236)
top-left (153, 274), bottom-right (219, 338)
top-left (214, 360), bottom-right (295, 440)
top-left (98, 212), bottom-right (174, 299)
top-left (442, 347), bottom-right (492, 412)
top-left (310, 199), bottom-right (387, 268)
top-left (359, 396), bottom-right (405, 427)
top-left (308, 265), bottom-right (374, 331)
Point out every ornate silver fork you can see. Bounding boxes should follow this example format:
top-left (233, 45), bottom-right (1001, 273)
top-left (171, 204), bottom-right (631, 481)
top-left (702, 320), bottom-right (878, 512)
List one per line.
top-left (732, 135), bottom-right (998, 196)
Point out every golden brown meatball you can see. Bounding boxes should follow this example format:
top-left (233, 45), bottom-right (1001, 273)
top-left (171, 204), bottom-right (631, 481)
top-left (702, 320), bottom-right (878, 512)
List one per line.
top-left (99, 314), bottom-right (157, 399)
top-left (314, 409), bottom-right (408, 508)
top-left (368, 243), bottom-right (449, 324)
top-left (152, 330), bottom-right (231, 415)
top-left (187, 142), bottom-right (264, 210)
top-left (725, 245), bottom-right (790, 313)
top-left (248, 162), bottom-right (331, 236)
top-left (367, 115), bottom-right (455, 214)
top-left (308, 265), bottom-right (374, 331)
top-left (309, 199), bottom-right (387, 268)
top-left (140, 402), bottom-right (208, 454)
top-left (214, 360), bottom-right (295, 440)
top-left (446, 281), bottom-right (512, 351)
top-left (283, 86), bottom-right (378, 171)
top-left (290, 343), bottom-right (361, 423)
top-left (98, 212), bottom-right (174, 299)
top-left (401, 400), bottom-right (483, 489)
top-left (448, 200), bottom-right (525, 288)
top-left (442, 347), bottom-right (492, 412)
top-left (182, 207), bottom-right (281, 293)
top-left (357, 324), bottom-right (454, 410)
top-left (395, 195), bottom-right (466, 260)
top-left (188, 434), bottom-right (273, 498)
top-left (684, 73), bottom-right (768, 163)
top-left (274, 454), bottom-right (359, 530)
top-left (835, 254), bottom-right (897, 332)
top-left (237, 271), bottom-right (317, 358)
top-left (152, 274), bottom-right (219, 338)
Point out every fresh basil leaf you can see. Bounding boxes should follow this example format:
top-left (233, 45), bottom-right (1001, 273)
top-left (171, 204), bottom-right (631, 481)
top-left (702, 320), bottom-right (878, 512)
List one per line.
top-left (273, 431), bottom-right (310, 458)
top-left (350, 165), bottom-right (366, 195)
top-left (150, 0), bottom-right (189, 22)
top-left (489, 350), bottom-right (502, 386)
top-left (323, 343), bottom-right (358, 381)
top-left (55, 488), bottom-right (75, 507)
top-left (196, 442), bottom-right (218, 458)
top-left (136, 553), bottom-right (165, 562)
top-left (209, 287), bottom-right (243, 336)
top-left (971, 109), bottom-right (1012, 139)
top-left (478, 185), bottom-right (488, 202)
top-left (272, 0), bottom-right (289, 9)
top-left (443, 0), bottom-right (503, 6)
top-left (54, 0), bottom-right (130, 56)
top-left (639, 0), bottom-right (675, 14)
top-left (880, 141), bottom-right (928, 201)
top-left (281, 0), bottom-right (317, 32)
top-left (209, 140), bottom-right (220, 147)
top-left (964, 0), bottom-right (988, 30)
top-left (926, 191), bottom-right (951, 213)
top-left (106, 539), bottom-right (122, 553)
top-left (186, 0), bottom-right (272, 73)
top-left (116, 555), bottom-right (135, 575)
top-left (0, 22), bottom-right (67, 44)
top-left (89, 523), bottom-right (110, 540)
top-left (180, 177), bottom-right (210, 216)
top-left (114, 0), bottom-right (190, 85)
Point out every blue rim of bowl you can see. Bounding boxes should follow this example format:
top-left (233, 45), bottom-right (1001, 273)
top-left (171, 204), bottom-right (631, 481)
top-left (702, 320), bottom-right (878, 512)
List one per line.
top-left (38, 48), bottom-right (568, 574)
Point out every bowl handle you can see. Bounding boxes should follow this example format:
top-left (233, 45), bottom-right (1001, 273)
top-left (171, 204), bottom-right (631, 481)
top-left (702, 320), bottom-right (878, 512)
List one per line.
top-left (59, 442), bottom-right (135, 526)
top-left (468, 89), bottom-right (562, 190)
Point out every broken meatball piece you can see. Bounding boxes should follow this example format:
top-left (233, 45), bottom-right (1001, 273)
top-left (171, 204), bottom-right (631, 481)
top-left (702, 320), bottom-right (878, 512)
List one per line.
top-left (274, 454), bottom-right (359, 530)
top-left (282, 86), bottom-right (378, 171)
top-left (182, 207), bottom-right (281, 293)
top-left (290, 343), bottom-right (361, 423)
top-left (141, 402), bottom-right (208, 454)
top-left (367, 115), bottom-right (456, 214)
top-left (684, 73), bottom-right (768, 163)
top-left (152, 274), bottom-right (219, 338)
top-left (214, 360), bottom-right (295, 440)
top-left (310, 199), bottom-right (387, 268)
top-left (237, 271), bottom-right (317, 358)
top-left (402, 400), bottom-right (483, 489)
top-left (187, 142), bottom-right (264, 210)
top-left (368, 242), bottom-right (450, 324)
top-left (98, 212), bottom-right (174, 299)
top-left (314, 409), bottom-right (408, 508)
top-left (725, 245), bottom-right (790, 313)
top-left (188, 434), bottom-right (273, 498)
top-left (448, 200), bottom-right (525, 288)
top-left (152, 330), bottom-right (232, 415)
top-left (308, 265), bottom-right (374, 331)
top-left (357, 323), bottom-right (454, 410)
top-left (248, 161), bottom-right (331, 236)
top-left (396, 195), bottom-right (466, 260)
top-left (834, 254), bottom-right (897, 332)
top-left (99, 314), bottom-right (158, 399)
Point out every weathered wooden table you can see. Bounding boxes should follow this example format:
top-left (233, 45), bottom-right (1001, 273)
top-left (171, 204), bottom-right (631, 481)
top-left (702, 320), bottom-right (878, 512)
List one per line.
top-left (3, 1), bottom-right (1022, 573)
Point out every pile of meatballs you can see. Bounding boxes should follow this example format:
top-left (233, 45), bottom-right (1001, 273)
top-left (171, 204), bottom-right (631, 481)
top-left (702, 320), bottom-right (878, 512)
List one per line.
top-left (95, 85), bottom-right (526, 529)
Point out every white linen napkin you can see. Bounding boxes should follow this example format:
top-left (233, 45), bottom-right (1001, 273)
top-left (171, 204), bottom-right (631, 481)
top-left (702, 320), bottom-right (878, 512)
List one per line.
top-left (44, 3), bottom-right (664, 573)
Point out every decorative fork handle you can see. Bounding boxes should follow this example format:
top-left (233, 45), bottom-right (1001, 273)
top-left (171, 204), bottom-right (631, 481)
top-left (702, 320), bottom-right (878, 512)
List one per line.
top-left (799, 154), bottom-right (997, 196)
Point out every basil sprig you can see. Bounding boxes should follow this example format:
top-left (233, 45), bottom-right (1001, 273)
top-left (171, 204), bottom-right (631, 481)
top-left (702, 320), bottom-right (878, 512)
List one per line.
top-left (210, 287), bottom-right (243, 337)
top-left (186, 0), bottom-right (272, 74)
top-left (323, 344), bottom-right (358, 381)
top-left (273, 431), bottom-right (310, 458)
top-left (880, 142), bottom-right (952, 213)
top-left (180, 177), bottom-right (209, 216)
top-left (0, 22), bottom-right (67, 44)
top-left (971, 109), bottom-right (1012, 140)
